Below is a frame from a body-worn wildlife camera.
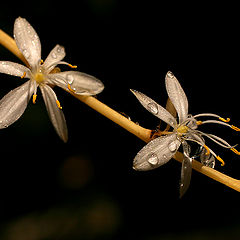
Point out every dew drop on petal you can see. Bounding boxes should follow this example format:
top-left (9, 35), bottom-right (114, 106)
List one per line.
top-left (168, 141), bottom-right (177, 152)
top-left (147, 102), bottom-right (159, 115)
top-left (147, 153), bottom-right (159, 165)
top-left (67, 74), bottom-right (74, 84)
top-left (23, 49), bottom-right (30, 59)
top-left (51, 52), bottom-right (57, 59)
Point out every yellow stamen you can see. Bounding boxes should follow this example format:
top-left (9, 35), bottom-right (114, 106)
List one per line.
top-left (203, 145), bottom-right (210, 155)
top-left (33, 94), bottom-right (37, 104)
top-left (216, 155), bottom-right (225, 166)
top-left (40, 59), bottom-right (44, 64)
top-left (67, 84), bottom-right (75, 93)
top-left (219, 117), bottom-right (230, 123)
top-left (196, 121), bottom-right (202, 125)
top-left (68, 64), bottom-right (77, 69)
top-left (56, 100), bottom-right (62, 109)
top-left (21, 72), bottom-right (26, 79)
top-left (231, 125), bottom-right (240, 131)
top-left (231, 148), bottom-right (240, 155)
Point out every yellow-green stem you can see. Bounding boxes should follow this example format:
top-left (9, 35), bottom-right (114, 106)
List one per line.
top-left (1, 28), bottom-right (240, 192)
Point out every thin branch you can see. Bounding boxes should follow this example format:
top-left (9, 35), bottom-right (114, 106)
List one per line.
top-left (1, 28), bottom-right (240, 192)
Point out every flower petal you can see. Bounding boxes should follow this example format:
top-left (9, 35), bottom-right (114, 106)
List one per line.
top-left (0, 61), bottom-right (30, 78)
top-left (180, 141), bottom-right (192, 198)
top-left (133, 133), bottom-right (181, 171)
top-left (40, 85), bottom-right (68, 142)
top-left (130, 89), bottom-right (177, 128)
top-left (165, 71), bottom-right (188, 123)
top-left (14, 17), bottom-right (41, 68)
top-left (48, 71), bottom-right (104, 95)
top-left (0, 80), bottom-right (34, 128)
top-left (42, 45), bottom-right (66, 72)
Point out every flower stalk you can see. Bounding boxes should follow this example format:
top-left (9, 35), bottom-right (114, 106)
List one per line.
top-left (1, 27), bottom-right (240, 192)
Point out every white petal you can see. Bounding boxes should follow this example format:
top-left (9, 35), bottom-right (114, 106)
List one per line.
top-left (0, 80), bottom-right (34, 128)
top-left (40, 85), bottom-right (68, 142)
top-left (48, 71), bottom-right (104, 95)
top-left (0, 61), bottom-right (30, 78)
top-left (180, 141), bottom-right (192, 198)
top-left (130, 89), bottom-right (177, 128)
top-left (165, 71), bottom-right (188, 123)
top-left (133, 133), bottom-right (181, 171)
top-left (43, 45), bottom-right (66, 72)
top-left (14, 17), bottom-right (41, 68)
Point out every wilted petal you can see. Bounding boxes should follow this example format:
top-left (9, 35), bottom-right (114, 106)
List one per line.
top-left (43, 45), bottom-right (66, 72)
top-left (0, 61), bottom-right (30, 78)
top-left (14, 17), bottom-right (41, 68)
top-left (165, 71), bottom-right (188, 123)
top-left (130, 89), bottom-right (177, 128)
top-left (40, 85), bottom-right (68, 142)
top-left (133, 133), bottom-right (181, 171)
top-left (48, 71), bottom-right (104, 95)
top-left (180, 141), bottom-right (192, 198)
top-left (0, 80), bottom-right (34, 128)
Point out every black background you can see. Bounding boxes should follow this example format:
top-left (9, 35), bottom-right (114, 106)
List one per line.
top-left (1, 1), bottom-right (240, 239)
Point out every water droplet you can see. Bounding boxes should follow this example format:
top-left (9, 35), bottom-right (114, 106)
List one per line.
top-left (51, 52), bottom-right (57, 59)
top-left (23, 49), bottom-right (30, 59)
top-left (67, 74), bottom-right (74, 84)
top-left (167, 71), bottom-right (175, 78)
top-left (168, 141), bottom-right (177, 152)
top-left (147, 102), bottom-right (158, 115)
top-left (147, 153), bottom-right (159, 165)
top-left (57, 46), bottom-right (62, 53)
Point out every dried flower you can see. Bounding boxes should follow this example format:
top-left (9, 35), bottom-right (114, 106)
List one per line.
top-left (131, 71), bottom-right (240, 197)
top-left (0, 17), bottom-right (104, 142)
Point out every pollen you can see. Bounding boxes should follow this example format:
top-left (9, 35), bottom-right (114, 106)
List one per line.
top-left (33, 94), bottom-right (37, 104)
top-left (56, 100), bottom-right (62, 109)
top-left (203, 145), bottom-right (210, 155)
top-left (219, 117), bottom-right (231, 123)
top-left (177, 125), bottom-right (189, 135)
top-left (216, 155), bottom-right (225, 166)
top-left (21, 72), bottom-right (26, 79)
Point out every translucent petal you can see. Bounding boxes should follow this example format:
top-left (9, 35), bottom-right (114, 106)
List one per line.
top-left (165, 71), bottom-right (188, 123)
top-left (48, 71), bottom-right (104, 95)
top-left (43, 45), bottom-right (66, 72)
top-left (0, 61), bottom-right (30, 78)
top-left (0, 80), bottom-right (34, 128)
top-left (130, 89), bottom-right (177, 128)
top-left (40, 85), bottom-right (68, 142)
top-left (14, 17), bottom-right (41, 68)
top-left (180, 141), bottom-right (192, 198)
top-left (133, 133), bottom-right (181, 171)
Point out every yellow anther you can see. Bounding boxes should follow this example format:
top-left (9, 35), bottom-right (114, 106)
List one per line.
top-left (196, 121), bottom-right (202, 125)
top-left (68, 64), bottom-right (77, 69)
top-left (33, 94), bottom-right (37, 104)
top-left (231, 148), bottom-right (240, 155)
top-left (203, 145), bottom-right (210, 155)
top-left (67, 84), bottom-right (75, 93)
top-left (219, 117), bottom-right (230, 123)
top-left (216, 155), bottom-right (225, 166)
top-left (56, 100), bottom-right (62, 109)
top-left (231, 125), bottom-right (240, 131)
top-left (21, 72), bottom-right (26, 79)
top-left (40, 59), bottom-right (44, 64)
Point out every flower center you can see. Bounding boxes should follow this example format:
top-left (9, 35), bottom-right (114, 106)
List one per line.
top-left (177, 125), bottom-right (189, 136)
top-left (34, 71), bottom-right (45, 84)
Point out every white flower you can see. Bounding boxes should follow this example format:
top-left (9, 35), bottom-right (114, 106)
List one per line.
top-left (0, 17), bottom-right (104, 142)
top-left (131, 71), bottom-right (240, 197)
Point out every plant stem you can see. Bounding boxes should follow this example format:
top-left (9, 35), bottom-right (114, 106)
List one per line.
top-left (1, 28), bottom-right (240, 192)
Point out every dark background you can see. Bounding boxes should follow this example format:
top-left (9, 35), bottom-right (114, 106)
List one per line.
top-left (1, 1), bottom-right (240, 239)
